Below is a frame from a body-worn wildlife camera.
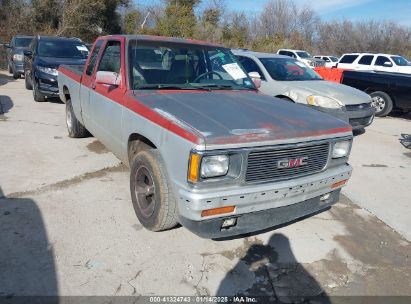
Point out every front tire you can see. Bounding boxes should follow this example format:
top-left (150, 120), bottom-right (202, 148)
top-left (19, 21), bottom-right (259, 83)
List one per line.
top-left (370, 91), bottom-right (393, 117)
top-left (12, 68), bottom-right (19, 79)
top-left (32, 79), bottom-right (45, 102)
top-left (130, 149), bottom-right (178, 232)
top-left (25, 71), bottom-right (33, 90)
top-left (66, 99), bottom-right (89, 138)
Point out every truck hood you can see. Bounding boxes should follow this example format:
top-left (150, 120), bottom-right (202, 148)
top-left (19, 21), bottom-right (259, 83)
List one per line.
top-left (36, 56), bottom-right (87, 69)
top-left (132, 90), bottom-right (351, 147)
top-left (281, 80), bottom-right (371, 105)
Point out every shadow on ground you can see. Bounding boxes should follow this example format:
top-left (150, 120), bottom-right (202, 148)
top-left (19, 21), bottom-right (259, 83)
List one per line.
top-left (217, 234), bottom-right (330, 303)
top-left (0, 70), bottom-right (15, 86)
top-left (0, 187), bottom-right (58, 299)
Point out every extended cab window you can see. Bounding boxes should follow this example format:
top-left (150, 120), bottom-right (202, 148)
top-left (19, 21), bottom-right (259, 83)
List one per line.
top-left (375, 56), bottom-right (391, 66)
top-left (97, 41), bottom-right (121, 73)
top-left (237, 56), bottom-right (265, 80)
top-left (358, 55), bottom-right (374, 65)
top-left (86, 40), bottom-right (103, 76)
top-left (339, 55), bottom-right (358, 64)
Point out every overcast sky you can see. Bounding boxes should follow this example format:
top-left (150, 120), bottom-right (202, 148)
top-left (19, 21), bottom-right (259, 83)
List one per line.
top-left (134, 0), bottom-right (411, 27)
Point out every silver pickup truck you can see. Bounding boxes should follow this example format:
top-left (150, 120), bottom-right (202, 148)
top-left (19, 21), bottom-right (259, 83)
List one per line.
top-left (58, 35), bottom-right (353, 238)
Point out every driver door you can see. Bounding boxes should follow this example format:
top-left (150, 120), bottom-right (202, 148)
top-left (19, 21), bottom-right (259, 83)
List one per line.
top-left (89, 39), bottom-right (125, 157)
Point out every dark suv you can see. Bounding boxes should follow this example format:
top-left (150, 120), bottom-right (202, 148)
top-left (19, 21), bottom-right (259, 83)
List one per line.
top-left (24, 36), bottom-right (89, 102)
top-left (4, 35), bottom-right (34, 79)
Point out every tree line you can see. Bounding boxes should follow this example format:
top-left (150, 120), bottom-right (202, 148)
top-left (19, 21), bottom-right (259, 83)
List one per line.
top-left (1, 0), bottom-right (411, 58)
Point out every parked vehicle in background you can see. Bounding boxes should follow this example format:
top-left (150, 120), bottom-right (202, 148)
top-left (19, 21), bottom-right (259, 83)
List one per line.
top-left (314, 55), bottom-right (339, 68)
top-left (277, 49), bottom-right (325, 68)
top-left (341, 70), bottom-right (411, 116)
top-left (4, 35), bottom-right (33, 79)
top-left (337, 53), bottom-right (411, 74)
top-left (23, 36), bottom-right (89, 102)
top-left (58, 35), bottom-right (353, 238)
top-left (234, 50), bottom-right (374, 132)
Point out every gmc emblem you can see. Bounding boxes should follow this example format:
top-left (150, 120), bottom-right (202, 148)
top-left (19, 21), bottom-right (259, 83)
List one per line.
top-left (277, 157), bottom-right (308, 169)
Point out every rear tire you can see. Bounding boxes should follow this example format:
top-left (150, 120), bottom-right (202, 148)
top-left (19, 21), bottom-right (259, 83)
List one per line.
top-left (370, 91), bottom-right (393, 117)
top-left (25, 71), bottom-right (32, 90)
top-left (66, 99), bottom-right (89, 138)
top-left (130, 149), bottom-right (178, 232)
top-left (33, 79), bottom-right (45, 102)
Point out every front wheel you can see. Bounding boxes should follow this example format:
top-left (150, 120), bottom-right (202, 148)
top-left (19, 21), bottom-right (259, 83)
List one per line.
top-left (32, 79), bottom-right (45, 102)
top-left (25, 71), bottom-right (33, 90)
top-left (66, 99), bottom-right (89, 138)
top-left (370, 91), bottom-right (393, 117)
top-left (130, 149), bottom-right (178, 232)
top-left (12, 68), bottom-right (19, 79)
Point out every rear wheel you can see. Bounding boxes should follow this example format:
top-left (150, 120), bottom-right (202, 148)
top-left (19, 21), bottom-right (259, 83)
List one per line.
top-left (130, 149), bottom-right (178, 232)
top-left (66, 99), bottom-right (89, 138)
top-left (32, 79), bottom-right (45, 102)
top-left (370, 91), bottom-right (393, 117)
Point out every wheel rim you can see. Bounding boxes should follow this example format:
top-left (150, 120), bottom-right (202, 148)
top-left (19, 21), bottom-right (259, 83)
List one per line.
top-left (134, 166), bottom-right (156, 218)
top-left (66, 107), bottom-right (73, 132)
top-left (371, 96), bottom-right (386, 114)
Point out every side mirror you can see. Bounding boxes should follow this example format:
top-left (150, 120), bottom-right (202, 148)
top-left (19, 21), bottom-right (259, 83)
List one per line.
top-left (248, 71), bottom-right (261, 89)
top-left (4, 43), bottom-right (11, 48)
top-left (23, 50), bottom-right (32, 57)
top-left (383, 61), bottom-right (393, 67)
top-left (95, 71), bottom-right (121, 87)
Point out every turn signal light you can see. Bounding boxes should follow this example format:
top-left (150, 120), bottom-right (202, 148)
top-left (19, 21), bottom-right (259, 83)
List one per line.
top-left (188, 153), bottom-right (201, 182)
top-left (201, 206), bottom-right (235, 217)
top-left (331, 179), bottom-right (348, 189)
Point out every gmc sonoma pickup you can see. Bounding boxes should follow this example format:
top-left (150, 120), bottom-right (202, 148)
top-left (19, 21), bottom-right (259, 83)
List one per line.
top-left (58, 35), bottom-right (353, 238)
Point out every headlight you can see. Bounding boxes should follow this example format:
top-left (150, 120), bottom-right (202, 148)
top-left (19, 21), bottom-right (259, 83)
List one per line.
top-left (12, 54), bottom-right (23, 61)
top-left (307, 95), bottom-right (343, 109)
top-left (332, 141), bottom-right (351, 158)
top-left (200, 155), bottom-right (229, 178)
top-left (37, 66), bottom-right (58, 76)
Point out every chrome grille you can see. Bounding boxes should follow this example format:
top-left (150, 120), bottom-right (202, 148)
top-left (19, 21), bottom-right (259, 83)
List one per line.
top-left (246, 143), bottom-right (330, 183)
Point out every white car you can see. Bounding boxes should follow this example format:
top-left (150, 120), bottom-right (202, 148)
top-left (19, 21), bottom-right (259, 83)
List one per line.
top-left (233, 50), bottom-right (375, 131)
top-left (277, 49), bottom-right (325, 68)
top-left (337, 53), bottom-right (411, 74)
top-left (314, 55), bottom-right (339, 68)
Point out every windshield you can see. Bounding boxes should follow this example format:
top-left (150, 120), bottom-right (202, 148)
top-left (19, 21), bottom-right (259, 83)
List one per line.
top-left (15, 37), bottom-right (32, 47)
top-left (128, 40), bottom-right (256, 90)
top-left (297, 51), bottom-right (311, 59)
top-left (330, 56), bottom-right (339, 62)
top-left (260, 57), bottom-right (323, 81)
top-left (391, 56), bottom-right (409, 66)
top-left (38, 40), bottom-right (89, 59)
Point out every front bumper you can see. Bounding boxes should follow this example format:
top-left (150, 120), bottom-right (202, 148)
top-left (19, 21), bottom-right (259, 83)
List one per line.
top-left (35, 71), bottom-right (59, 96)
top-left (346, 104), bottom-right (375, 130)
top-left (180, 189), bottom-right (340, 238)
top-left (177, 164), bottom-right (352, 238)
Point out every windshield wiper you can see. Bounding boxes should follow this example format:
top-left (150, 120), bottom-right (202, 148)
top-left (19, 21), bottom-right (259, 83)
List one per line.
top-left (135, 84), bottom-right (195, 90)
top-left (192, 84), bottom-right (255, 91)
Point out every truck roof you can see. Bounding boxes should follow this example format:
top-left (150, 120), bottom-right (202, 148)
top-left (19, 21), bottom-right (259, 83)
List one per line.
top-left (99, 35), bottom-right (223, 47)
